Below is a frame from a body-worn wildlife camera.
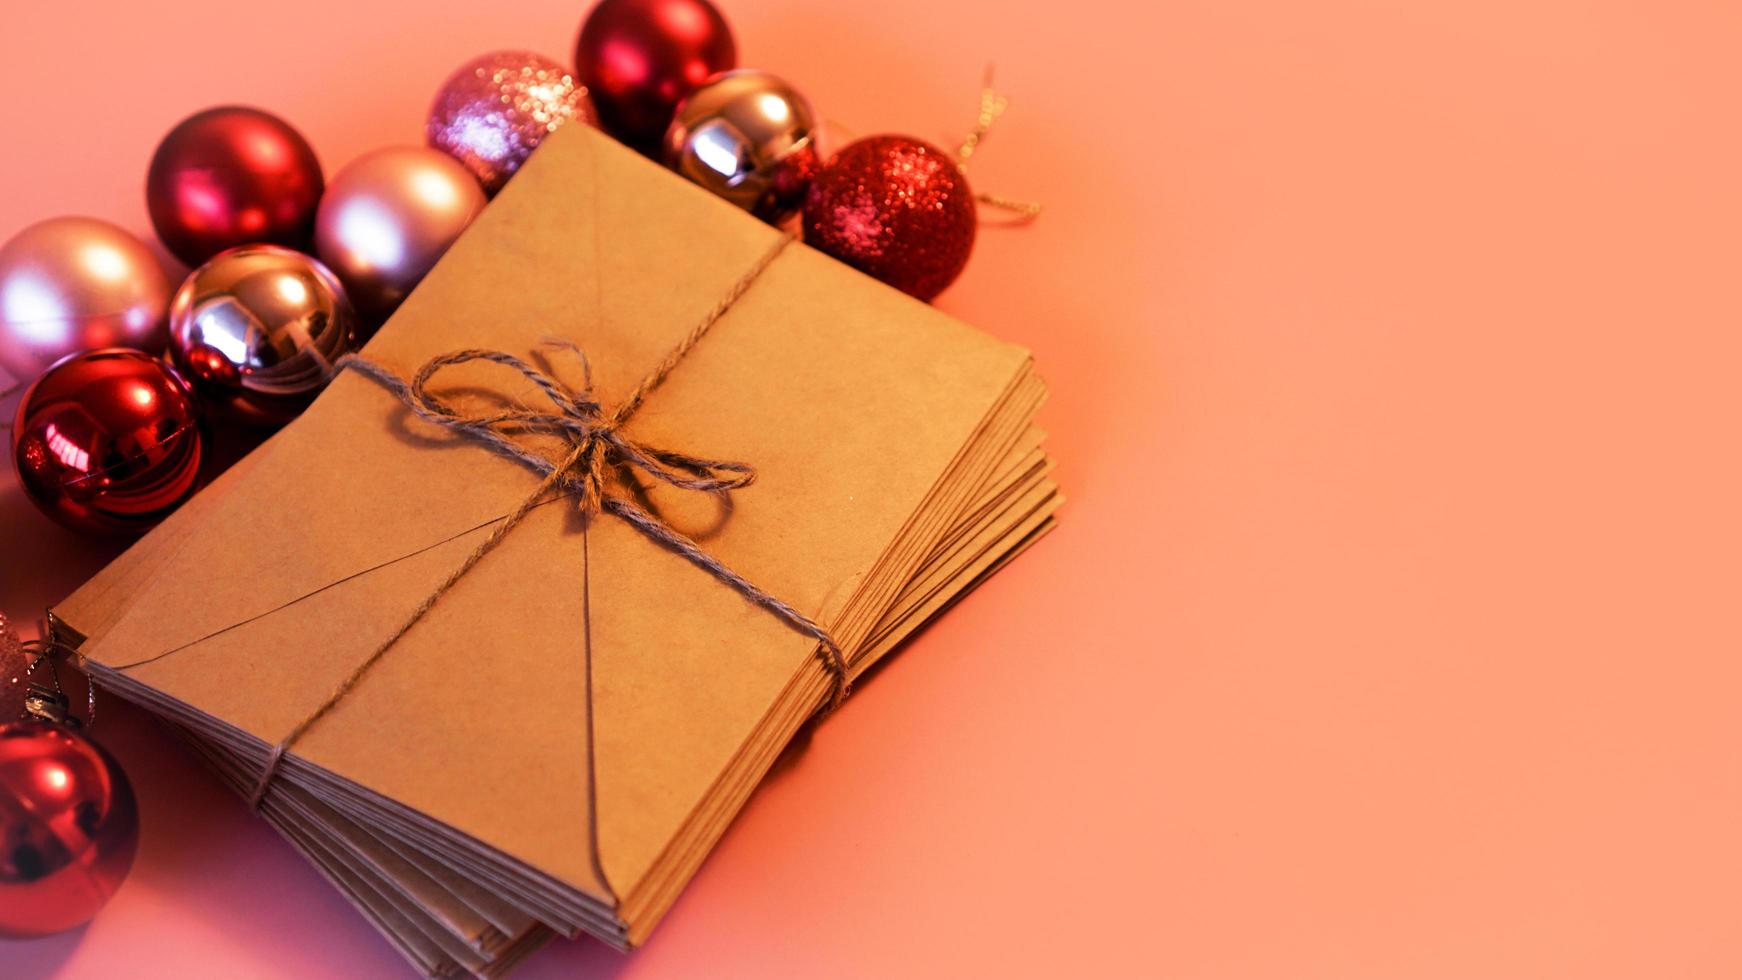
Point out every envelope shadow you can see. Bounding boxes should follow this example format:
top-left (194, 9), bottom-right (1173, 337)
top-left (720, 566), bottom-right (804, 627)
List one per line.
top-left (514, 932), bottom-right (634, 979)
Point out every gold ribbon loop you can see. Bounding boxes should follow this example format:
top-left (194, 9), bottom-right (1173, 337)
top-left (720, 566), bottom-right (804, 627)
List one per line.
top-left (957, 68), bottom-right (1044, 225)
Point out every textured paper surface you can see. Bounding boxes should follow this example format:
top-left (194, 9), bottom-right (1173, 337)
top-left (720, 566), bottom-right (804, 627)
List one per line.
top-left (66, 124), bottom-right (1031, 909)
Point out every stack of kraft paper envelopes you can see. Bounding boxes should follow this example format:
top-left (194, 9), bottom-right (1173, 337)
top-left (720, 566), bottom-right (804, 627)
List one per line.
top-left (52, 123), bottom-right (1060, 978)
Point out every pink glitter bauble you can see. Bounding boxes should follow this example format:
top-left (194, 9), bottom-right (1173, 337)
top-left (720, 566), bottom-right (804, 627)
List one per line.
top-left (427, 51), bottom-right (596, 196)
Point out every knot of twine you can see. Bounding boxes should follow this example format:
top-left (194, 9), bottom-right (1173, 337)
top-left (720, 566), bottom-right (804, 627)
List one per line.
top-left (247, 233), bottom-right (849, 809)
top-left (349, 342), bottom-right (758, 523)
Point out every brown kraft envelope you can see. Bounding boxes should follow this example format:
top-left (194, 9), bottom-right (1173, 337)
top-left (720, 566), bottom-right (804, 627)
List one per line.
top-left (59, 123), bottom-right (1034, 936)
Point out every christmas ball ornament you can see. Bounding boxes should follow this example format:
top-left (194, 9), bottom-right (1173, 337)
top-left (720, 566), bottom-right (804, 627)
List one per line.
top-left (427, 50), bottom-right (596, 196)
top-left (11, 348), bottom-right (202, 536)
top-left (146, 106), bottom-right (324, 267)
top-left (314, 147), bottom-right (486, 320)
top-left (0, 217), bottom-right (171, 379)
top-left (168, 245), bottom-right (356, 425)
top-left (574, 0), bottom-right (737, 152)
top-left (0, 720), bottom-right (139, 938)
top-left (663, 70), bottom-right (819, 224)
top-left (801, 136), bottom-right (978, 302)
top-left (11, 348), bottom-right (203, 535)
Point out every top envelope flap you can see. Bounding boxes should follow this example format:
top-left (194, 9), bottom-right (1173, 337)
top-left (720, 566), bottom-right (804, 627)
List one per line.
top-left (72, 125), bottom-right (1028, 905)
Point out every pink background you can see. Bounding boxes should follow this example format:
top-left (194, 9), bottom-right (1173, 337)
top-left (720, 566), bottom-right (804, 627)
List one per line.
top-left (6, 0), bottom-right (1742, 976)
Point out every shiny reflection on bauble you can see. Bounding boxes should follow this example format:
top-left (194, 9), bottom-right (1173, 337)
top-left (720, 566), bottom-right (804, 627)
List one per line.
top-left (314, 147), bottom-right (486, 321)
top-left (663, 70), bottom-right (820, 224)
top-left (0, 720), bottom-right (139, 937)
top-left (167, 245), bottom-right (356, 426)
top-left (0, 217), bottom-right (171, 378)
top-left (10, 348), bottom-right (204, 535)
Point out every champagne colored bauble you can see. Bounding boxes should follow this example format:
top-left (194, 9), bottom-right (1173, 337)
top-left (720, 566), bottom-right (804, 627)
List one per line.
top-left (574, 0), bottom-right (737, 152)
top-left (0, 217), bottom-right (171, 379)
top-left (663, 70), bottom-right (819, 224)
top-left (801, 136), bottom-right (978, 302)
top-left (168, 245), bottom-right (356, 426)
top-left (427, 50), bottom-right (596, 196)
top-left (145, 106), bottom-right (325, 268)
top-left (0, 720), bottom-right (139, 938)
top-left (10, 348), bottom-right (203, 535)
top-left (314, 147), bottom-right (486, 321)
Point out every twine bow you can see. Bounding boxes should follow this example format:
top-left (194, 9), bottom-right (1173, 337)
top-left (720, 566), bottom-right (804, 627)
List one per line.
top-left (349, 344), bottom-right (758, 521)
top-left (245, 233), bottom-right (849, 808)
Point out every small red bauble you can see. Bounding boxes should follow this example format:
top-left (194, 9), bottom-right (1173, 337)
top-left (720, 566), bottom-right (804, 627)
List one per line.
top-left (145, 107), bottom-right (325, 268)
top-left (801, 136), bottom-right (978, 302)
top-left (0, 720), bottom-right (139, 938)
top-left (574, 0), bottom-right (737, 153)
top-left (11, 348), bottom-right (205, 535)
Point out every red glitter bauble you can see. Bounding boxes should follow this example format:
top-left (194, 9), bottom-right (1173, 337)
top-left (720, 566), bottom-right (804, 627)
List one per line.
top-left (574, 0), bottom-right (737, 153)
top-left (0, 720), bottom-right (139, 938)
top-left (11, 348), bottom-right (205, 535)
top-left (0, 614), bottom-right (23, 724)
top-left (146, 107), bottom-right (325, 267)
top-left (801, 136), bottom-right (977, 302)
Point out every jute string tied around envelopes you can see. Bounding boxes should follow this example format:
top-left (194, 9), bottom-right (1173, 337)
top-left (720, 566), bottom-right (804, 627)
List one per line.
top-left (242, 232), bottom-right (849, 809)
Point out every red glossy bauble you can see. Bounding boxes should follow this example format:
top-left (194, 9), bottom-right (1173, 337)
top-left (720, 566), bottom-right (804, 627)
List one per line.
top-left (146, 107), bottom-right (325, 268)
top-left (0, 720), bottom-right (139, 938)
top-left (11, 348), bottom-right (205, 535)
top-left (801, 136), bottom-right (978, 302)
top-left (574, 0), bottom-right (736, 153)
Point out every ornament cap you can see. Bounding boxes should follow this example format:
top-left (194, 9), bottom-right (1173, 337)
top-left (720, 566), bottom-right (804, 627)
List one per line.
top-left (22, 683), bottom-right (77, 728)
top-left (14, 634), bottom-right (94, 729)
